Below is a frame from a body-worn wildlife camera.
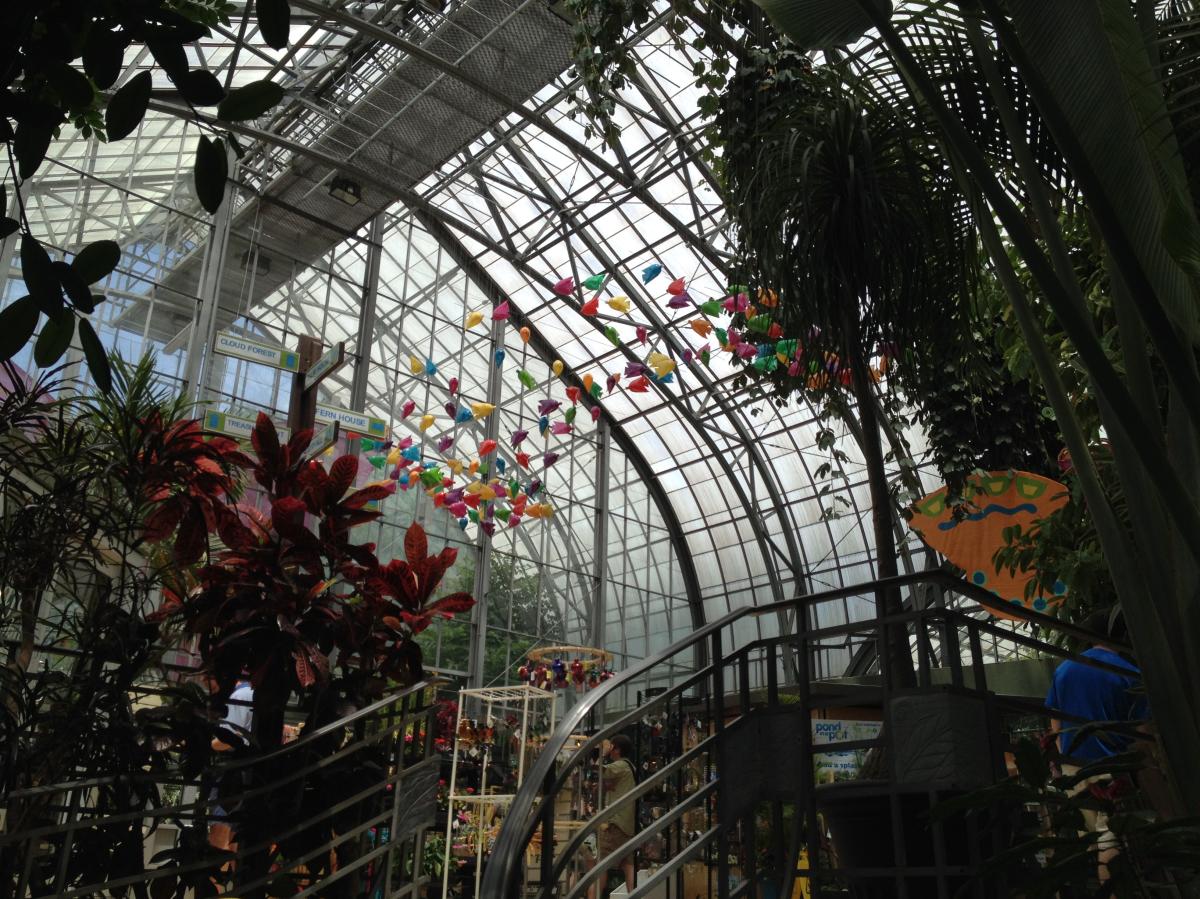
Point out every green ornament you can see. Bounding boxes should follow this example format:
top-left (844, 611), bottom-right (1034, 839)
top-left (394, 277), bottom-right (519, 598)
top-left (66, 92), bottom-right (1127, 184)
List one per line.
top-left (367, 455), bottom-right (386, 469)
top-left (700, 299), bottom-right (722, 316)
top-left (715, 327), bottom-right (728, 346)
top-left (517, 369), bottom-right (537, 390)
top-left (509, 478), bottom-right (520, 498)
top-left (775, 339), bottom-right (798, 357)
top-left (583, 274), bottom-right (606, 290)
top-left (748, 314), bottom-right (772, 333)
top-left (468, 509), bottom-right (479, 523)
top-left (727, 283), bottom-right (749, 294)
top-left (604, 326), bottom-right (620, 346)
top-left (589, 382), bottom-right (602, 399)
top-left (700, 348), bottom-right (711, 365)
top-left (565, 406), bottom-right (577, 424)
top-left (495, 507), bottom-right (511, 522)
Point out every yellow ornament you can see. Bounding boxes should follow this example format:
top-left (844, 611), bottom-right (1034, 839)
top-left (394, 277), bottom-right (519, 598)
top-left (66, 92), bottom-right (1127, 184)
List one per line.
top-left (409, 356), bottom-right (423, 375)
top-left (471, 402), bottom-right (496, 419)
top-left (386, 448), bottom-right (402, 466)
top-left (606, 296), bottom-right (631, 314)
top-left (465, 310), bottom-right (485, 329)
top-left (552, 360), bottom-right (564, 377)
top-left (419, 414), bottom-right (434, 431)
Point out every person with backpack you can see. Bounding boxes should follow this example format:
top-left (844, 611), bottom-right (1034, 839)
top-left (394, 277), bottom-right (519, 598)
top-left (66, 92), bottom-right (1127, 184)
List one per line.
top-left (588, 734), bottom-right (637, 898)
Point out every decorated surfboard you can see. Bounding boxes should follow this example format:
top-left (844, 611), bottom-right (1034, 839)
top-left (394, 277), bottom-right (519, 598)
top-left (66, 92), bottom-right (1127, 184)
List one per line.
top-left (908, 470), bottom-right (1069, 620)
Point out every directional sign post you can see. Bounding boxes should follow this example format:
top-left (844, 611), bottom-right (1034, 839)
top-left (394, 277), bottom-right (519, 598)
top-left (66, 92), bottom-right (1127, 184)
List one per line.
top-left (315, 403), bottom-right (388, 439)
top-left (305, 342), bottom-right (345, 389)
top-left (214, 331), bottom-right (299, 371)
top-left (204, 409), bottom-right (290, 442)
top-left (307, 420), bottom-right (340, 460)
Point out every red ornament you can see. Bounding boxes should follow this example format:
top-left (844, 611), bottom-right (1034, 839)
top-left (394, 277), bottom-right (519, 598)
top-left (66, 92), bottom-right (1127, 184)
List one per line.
top-left (570, 659), bottom-right (585, 685)
top-left (518, 665), bottom-right (530, 681)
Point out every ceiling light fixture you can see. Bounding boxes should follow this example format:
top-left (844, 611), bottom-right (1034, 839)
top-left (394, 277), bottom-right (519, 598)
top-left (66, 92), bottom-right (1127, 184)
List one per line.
top-left (328, 175), bottom-right (362, 206)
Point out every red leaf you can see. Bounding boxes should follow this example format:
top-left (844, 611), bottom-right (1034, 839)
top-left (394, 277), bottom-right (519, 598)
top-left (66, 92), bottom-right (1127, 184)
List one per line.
top-left (144, 497), bottom-right (184, 542)
top-left (342, 481), bottom-right (396, 510)
top-left (251, 412), bottom-right (280, 467)
top-left (287, 427), bottom-right (315, 461)
top-left (174, 506), bottom-right (207, 566)
top-left (426, 592), bottom-right (475, 618)
top-left (271, 496), bottom-right (315, 546)
top-left (294, 649), bottom-right (316, 688)
top-left (216, 507), bottom-right (255, 551)
top-left (329, 455), bottom-right (359, 499)
top-left (193, 456), bottom-right (225, 477)
top-left (404, 522), bottom-right (428, 564)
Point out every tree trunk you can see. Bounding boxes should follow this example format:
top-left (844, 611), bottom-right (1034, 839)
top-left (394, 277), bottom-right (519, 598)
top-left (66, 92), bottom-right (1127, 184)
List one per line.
top-left (851, 359), bottom-right (916, 689)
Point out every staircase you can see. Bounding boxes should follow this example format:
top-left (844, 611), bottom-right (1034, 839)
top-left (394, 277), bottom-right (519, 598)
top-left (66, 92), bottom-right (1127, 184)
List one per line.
top-left (0, 679), bottom-right (445, 899)
top-left (483, 571), bottom-right (1083, 899)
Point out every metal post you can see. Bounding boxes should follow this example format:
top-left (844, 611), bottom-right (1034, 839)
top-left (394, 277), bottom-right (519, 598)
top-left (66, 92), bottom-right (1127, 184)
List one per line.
top-left (590, 419), bottom-right (610, 649)
top-left (183, 143), bottom-right (237, 402)
top-left (466, 307), bottom-right (505, 690)
top-left (350, 213), bottom-right (384, 410)
top-left (441, 700), bottom-right (466, 899)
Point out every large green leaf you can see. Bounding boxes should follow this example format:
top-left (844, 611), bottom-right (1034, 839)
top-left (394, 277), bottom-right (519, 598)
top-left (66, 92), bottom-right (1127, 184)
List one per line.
top-left (193, 135), bottom-right (228, 214)
top-left (21, 234), bottom-right (61, 315)
top-left (34, 312), bottom-right (74, 368)
top-left (256, 0), bottom-right (292, 51)
top-left (71, 240), bottom-right (121, 285)
top-left (78, 319), bottom-right (112, 393)
top-left (752, 0), bottom-right (892, 50)
top-left (0, 296), bottom-right (41, 362)
top-left (216, 80), bottom-right (285, 121)
top-left (106, 71), bottom-right (152, 141)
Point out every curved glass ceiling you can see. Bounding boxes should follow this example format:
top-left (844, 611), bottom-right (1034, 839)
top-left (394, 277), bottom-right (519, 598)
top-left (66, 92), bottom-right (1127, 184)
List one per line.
top-left (0, 0), bottom-right (1017, 686)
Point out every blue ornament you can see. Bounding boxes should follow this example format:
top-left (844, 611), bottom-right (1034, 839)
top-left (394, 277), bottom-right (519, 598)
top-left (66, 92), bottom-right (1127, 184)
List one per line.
top-left (455, 407), bottom-right (473, 423)
top-left (425, 358), bottom-right (438, 376)
top-left (401, 446), bottom-right (421, 462)
top-left (641, 263), bottom-right (663, 283)
top-left (494, 348), bottom-right (506, 367)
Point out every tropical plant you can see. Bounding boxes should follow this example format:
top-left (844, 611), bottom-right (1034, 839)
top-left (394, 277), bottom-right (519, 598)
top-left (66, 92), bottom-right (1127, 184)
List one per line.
top-left (0, 355), bottom-right (244, 896)
top-left (741, 0), bottom-right (1200, 817)
top-left (0, 0), bottom-right (293, 384)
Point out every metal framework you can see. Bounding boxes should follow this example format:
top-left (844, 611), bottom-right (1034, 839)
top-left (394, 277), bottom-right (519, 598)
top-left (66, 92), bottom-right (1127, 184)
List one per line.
top-left (3, 0), bottom-right (1005, 689)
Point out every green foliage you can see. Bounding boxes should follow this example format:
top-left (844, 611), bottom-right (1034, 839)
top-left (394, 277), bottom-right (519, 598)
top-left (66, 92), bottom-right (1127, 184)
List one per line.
top-left (0, 0), bottom-right (290, 387)
top-left (932, 737), bottom-right (1200, 896)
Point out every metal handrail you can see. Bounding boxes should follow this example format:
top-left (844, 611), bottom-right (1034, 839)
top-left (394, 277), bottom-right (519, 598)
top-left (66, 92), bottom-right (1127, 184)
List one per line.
top-left (482, 569), bottom-right (1124, 895)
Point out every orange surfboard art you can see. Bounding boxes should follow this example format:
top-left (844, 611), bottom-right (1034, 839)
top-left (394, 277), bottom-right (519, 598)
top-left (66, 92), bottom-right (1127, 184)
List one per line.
top-left (907, 471), bottom-right (1069, 620)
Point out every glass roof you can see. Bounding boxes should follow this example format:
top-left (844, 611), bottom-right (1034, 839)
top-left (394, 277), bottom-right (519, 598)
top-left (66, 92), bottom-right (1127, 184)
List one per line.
top-left (1, 0), bottom-right (1022, 687)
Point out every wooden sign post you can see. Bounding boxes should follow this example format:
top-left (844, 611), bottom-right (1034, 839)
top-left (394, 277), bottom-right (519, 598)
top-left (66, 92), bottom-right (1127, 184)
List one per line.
top-left (287, 336), bottom-right (345, 434)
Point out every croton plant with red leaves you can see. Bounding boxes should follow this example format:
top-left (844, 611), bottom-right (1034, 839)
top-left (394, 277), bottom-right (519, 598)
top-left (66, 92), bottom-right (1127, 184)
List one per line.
top-left (148, 413), bottom-right (474, 746)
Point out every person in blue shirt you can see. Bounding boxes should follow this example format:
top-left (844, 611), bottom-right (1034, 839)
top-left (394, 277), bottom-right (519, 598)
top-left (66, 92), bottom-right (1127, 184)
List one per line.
top-left (1045, 609), bottom-right (1149, 882)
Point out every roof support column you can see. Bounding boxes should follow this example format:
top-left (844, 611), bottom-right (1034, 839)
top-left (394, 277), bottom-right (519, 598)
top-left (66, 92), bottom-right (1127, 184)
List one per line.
top-left (590, 419), bottom-right (611, 650)
top-left (350, 213), bottom-right (384, 410)
top-left (467, 302), bottom-right (507, 690)
top-left (183, 145), bottom-right (237, 402)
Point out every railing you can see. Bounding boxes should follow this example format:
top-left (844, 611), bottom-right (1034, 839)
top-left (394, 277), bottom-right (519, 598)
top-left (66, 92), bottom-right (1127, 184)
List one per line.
top-left (0, 678), bottom-right (445, 899)
top-left (483, 570), bottom-right (1136, 899)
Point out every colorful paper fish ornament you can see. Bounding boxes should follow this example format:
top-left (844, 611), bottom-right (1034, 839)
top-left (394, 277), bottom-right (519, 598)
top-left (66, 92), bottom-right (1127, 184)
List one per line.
top-left (636, 326), bottom-right (648, 345)
top-left (538, 399), bottom-right (561, 416)
top-left (401, 399), bottom-right (415, 418)
top-left (583, 274), bottom-right (606, 290)
top-left (699, 299), bottom-right (722, 316)
top-left (397, 435), bottom-right (413, 450)
top-left (690, 319), bottom-right (713, 337)
top-left (554, 277), bottom-right (574, 295)
top-left (581, 296), bottom-right (599, 316)
top-left (748, 314), bottom-right (773, 333)
top-left (582, 373), bottom-right (594, 394)
top-left (667, 291), bottom-right (693, 309)
top-left (516, 451), bottom-right (531, 468)
top-left (566, 385), bottom-right (581, 404)
top-left (628, 375), bottom-right (650, 392)
top-left (437, 436), bottom-right (454, 453)
top-left (386, 447), bottom-right (403, 466)
top-left (447, 458), bottom-right (464, 476)
top-left (455, 407), bottom-right (473, 424)
top-left (642, 263), bottom-right (663, 283)
top-left (409, 356), bottom-right (423, 375)
top-left (518, 369), bottom-right (537, 389)
top-left (551, 422), bottom-right (572, 435)
top-left (723, 293), bottom-right (749, 314)
top-left (682, 349), bottom-right (693, 363)
top-left (402, 446), bottom-right (422, 462)
top-left (519, 326), bottom-right (531, 343)
top-left (367, 455), bottom-right (386, 469)
top-left (418, 414), bottom-right (435, 432)
top-left (667, 276), bottom-right (686, 295)
top-left (511, 429), bottom-right (528, 447)
top-left (647, 351), bottom-right (676, 378)
top-left (471, 402), bottom-right (495, 419)
top-left (538, 415), bottom-right (550, 436)
top-left (495, 507), bottom-right (511, 523)
top-left (448, 376), bottom-right (459, 395)
top-left (606, 373), bottom-right (621, 392)
top-left (425, 358), bottom-right (438, 376)
top-left (564, 405), bottom-right (577, 424)
top-left (604, 326), bottom-right (620, 346)
top-left (496, 457), bottom-right (506, 474)
top-left (589, 382), bottom-right (602, 399)
top-left (465, 310), bottom-right (485, 329)
top-left (552, 359), bottom-right (564, 377)
top-left (607, 296), bottom-right (631, 314)
top-left (444, 402), bottom-right (456, 418)
top-left (492, 300), bottom-right (510, 320)
top-left (543, 452), bottom-right (559, 468)
top-left (625, 361), bottom-right (647, 378)
top-left (758, 287), bottom-right (779, 308)
top-left (768, 322), bottom-right (784, 340)
top-left (590, 406), bottom-right (601, 422)
top-left (479, 439), bottom-right (498, 457)
top-left (494, 348), bottom-right (506, 367)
